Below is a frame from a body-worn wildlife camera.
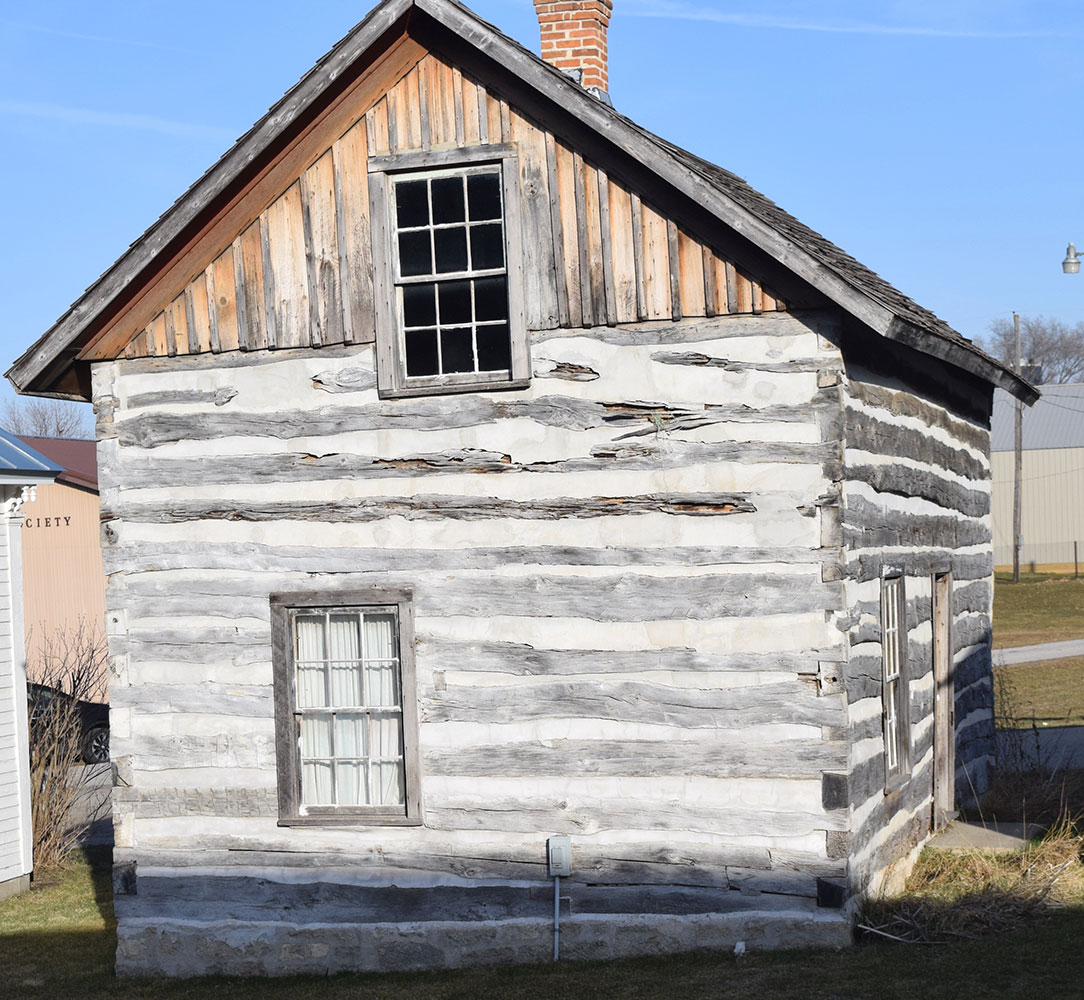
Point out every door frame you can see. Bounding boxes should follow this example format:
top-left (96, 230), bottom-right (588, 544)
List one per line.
top-left (932, 570), bottom-right (956, 830)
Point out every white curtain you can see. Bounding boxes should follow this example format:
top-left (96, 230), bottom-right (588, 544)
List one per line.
top-left (295, 615), bottom-right (327, 708)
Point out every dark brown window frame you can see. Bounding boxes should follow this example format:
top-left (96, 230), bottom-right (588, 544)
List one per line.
top-left (369, 144), bottom-right (529, 399)
top-left (271, 588), bottom-right (422, 827)
top-left (881, 573), bottom-right (912, 792)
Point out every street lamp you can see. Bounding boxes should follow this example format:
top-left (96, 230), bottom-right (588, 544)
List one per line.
top-left (1063, 242), bottom-right (1081, 274)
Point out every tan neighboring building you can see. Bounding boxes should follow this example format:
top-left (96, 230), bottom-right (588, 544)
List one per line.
top-left (991, 384), bottom-right (1084, 572)
top-left (16, 437), bottom-right (106, 695)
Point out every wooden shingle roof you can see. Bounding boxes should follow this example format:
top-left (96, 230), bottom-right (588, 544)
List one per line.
top-left (7, 0), bottom-right (1035, 403)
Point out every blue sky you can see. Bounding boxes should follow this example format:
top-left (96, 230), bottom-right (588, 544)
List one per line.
top-left (2, 1), bottom-right (1083, 406)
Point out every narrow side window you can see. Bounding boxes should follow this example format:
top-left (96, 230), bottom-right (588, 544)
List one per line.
top-left (882, 575), bottom-right (911, 788)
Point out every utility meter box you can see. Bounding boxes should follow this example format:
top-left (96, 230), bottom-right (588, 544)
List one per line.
top-left (547, 835), bottom-right (572, 877)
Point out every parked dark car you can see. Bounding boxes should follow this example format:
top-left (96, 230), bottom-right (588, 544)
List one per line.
top-left (27, 683), bottom-right (109, 764)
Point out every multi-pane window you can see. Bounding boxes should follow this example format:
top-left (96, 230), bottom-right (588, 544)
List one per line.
top-left (271, 590), bottom-right (420, 825)
top-left (369, 146), bottom-right (527, 397)
top-left (882, 576), bottom-right (910, 786)
top-left (393, 167), bottom-right (511, 378)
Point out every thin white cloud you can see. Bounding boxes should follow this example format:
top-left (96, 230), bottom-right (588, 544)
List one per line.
top-left (0, 100), bottom-right (236, 141)
top-left (0, 19), bottom-right (196, 54)
top-left (622, 1), bottom-right (1074, 38)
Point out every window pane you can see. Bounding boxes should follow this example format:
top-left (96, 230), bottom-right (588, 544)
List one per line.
top-left (440, 327), bottom-right (474, 373)
top-left (301, 715), bottom-right (332, 757)
top-left (335, 712), bottom-right (368, 757)
top-left (438, 280), bottom-right (472, 325)
top-left (297, 665), bottom-right (328, 709)
top-left (371, 711), bottom-right (403, 754)
top-left (473, 276), bottom-right (508, 322)
top-left (476, 323), bottom-right (511, 372)
top-left (302, 761), bottom-right (334, 805)
top-left (328, 614), bottom-right (362, 705)
top-left (405, 329), bottom-right (439, 376)
top-left (366, 661), bottom-right (400, 707)
top-left (398, 231), bottom-right (432, 277)
top-left (364, 613), bottom-right (397, 660)
top-left (374, 760), bottom-right (406, 806)
top-left (296, 615), bottom-right (326, 661)
top-left (469, 224), bottom-right (504, 270)
top-left (403, 283), bottom-right (436, 328)
top-left (434, 227), bottom-right (468, 273)
top-left (338, 761), bottom-right (369, 806)
top-left (467, 172), bottom-right (502, 221)
top-left (431, 175), bottom-right (466, 223)
top-left (395, 179), bottom-right (429, 227)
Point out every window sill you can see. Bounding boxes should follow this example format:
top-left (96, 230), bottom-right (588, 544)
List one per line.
top-left (278, 814), bottom-right (424, 828)
top-left (378, 376), bottom-right (530, 400)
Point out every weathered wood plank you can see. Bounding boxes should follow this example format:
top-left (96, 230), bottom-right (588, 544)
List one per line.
top-left (301, 150), bottom-right (343, 347)
top-left (258, 210), bottom-right (279, 349)
top-left (211, 247), bottom-right (239, 353)
top-left (416, 59), bottom-right (431, 151)
top-left (203, 264), bottom-right (221, 353)
top-left (597, 168), bottom-right (618, 325)
top-left (572, 150), bottom-right (594, 327)
top-left (641, 201), bottom-right (671, 320)
top-left (702, 246), bottom-right (716, 318)
top-left (512, 110), bottom-right (558, 329)
top-left (236, 221), bottom-right (265, 350)
top-left (583, 162), bottom-right (608, 325)
top-left (607, 180), bottom-right (637, 324)
top-left (543, 132), bottom-right (571, 327)
top-left (334, 120), bottom-right (375, 346)
top-left (264, 182), bottom-right (308, 348)
top-left (677, 229), bottom-right (705, 319)
top-left (667, 220), bottom-right (683, 321)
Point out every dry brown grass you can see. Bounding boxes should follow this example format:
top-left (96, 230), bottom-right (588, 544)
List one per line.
top-left (858, 820), bottom-right (1084, 944)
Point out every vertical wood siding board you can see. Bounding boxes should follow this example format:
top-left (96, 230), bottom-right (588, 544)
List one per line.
top-left (597, 169), bottom-right (618, 326)
top-left (259, 213), bottom-right (279, 349)
top-left (164, 302), bottom-right (178, 357)
top-left (487, 93), bottom-right (502, 146)
top-left (499, 100), bottom-right (511, 144)
top-left (752, 281), bottom-right (764, 315)
top-left (204, 264), bottom-right (221, 353)
top-left (640, 203), bottom-right (670, 320)
top-left (712, 256), bottom-right (728, 313)
top-left (544, 132), bottom-right (571, 327)
top-left (309, 150), bottom-right (348, 346)
top-left (240, 221), bottom-right (268, 351)
top-left (337, 121), bottom-right (375, 346)
top-left (231, 237), bottom-right (251, 350)
top-left (331, 143), bottom-right (355, 345)
top-left (607, 182), bottom-right (636, 324)
top-left (554, 142), bottom-right (582, 328)
top-left (144, 323), bottom-right (158, 358)
top-left (402, 71), bottom-right (423, 152)
top-left (513, 111), bottom-right (559, 329)
top-left (417, 60), bottom-right (431, 151)
top-left (150, 314), bottom-right (169, 357)
top-left (725, 261), bottom-right (739, 315)
top-left (183, 286), bottom-right (199, 355)
top-left (461, 75), bottom-right (480, 145)
top-left (451, 67), bottom-right (465, 147)
top-left (191, 272), bottom-right (213, 353)
top-left (212, 248), bottom-right (240, 352)
top-left (572, 151), bottom-right (594, 327)
top-left (676, 229), bottom-right (705, 319)
top-left (386, 85), bottom-right (400, 153)
top-left (666, 219), bottom-right (683, 321)
top-left (298, 175), bottom-right (323, 348)
top-left (582, 163), bottom-right (607, 323)
top-left (475, 81), bottom-right (490, 144)
top-left (368, 172), bottom-right (397, 393)
top-left (630, 192), bottom-right (648, 321)
top-left (702, 246), bottom-right (717, 318)
top-left (737, 272), bottom-right (752, 313)
top-left (501, 151), bottom-right (529, 381)
top-left (365, 108), bottom-right (378, 155)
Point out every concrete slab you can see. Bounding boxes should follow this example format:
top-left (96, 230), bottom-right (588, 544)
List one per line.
top-left (993, 638), bottom-right (1084, 666)
top-left (929, 820), bottom-right (1045, 852)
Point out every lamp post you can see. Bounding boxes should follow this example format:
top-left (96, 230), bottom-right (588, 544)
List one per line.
top-left (1063, 242), bottom-right (1081, 274)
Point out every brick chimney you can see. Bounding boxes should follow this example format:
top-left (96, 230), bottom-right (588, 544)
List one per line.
top-left (533, 0), bottom-right (613, 99)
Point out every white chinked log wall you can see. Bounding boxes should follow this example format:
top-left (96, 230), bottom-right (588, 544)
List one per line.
top-left (839, 360), bottom-right (994, 893)
top-left (94, 309), bottom-right (858, 975)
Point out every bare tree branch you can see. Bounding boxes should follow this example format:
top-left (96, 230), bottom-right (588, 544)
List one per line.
top-left (982, 315), bottom-right (1084, 385)
top-left (1, 397), bottom-right (93, 439)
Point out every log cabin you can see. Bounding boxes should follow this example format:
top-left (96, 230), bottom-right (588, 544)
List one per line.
top-left (8, 0), bottom-right (1036, 976)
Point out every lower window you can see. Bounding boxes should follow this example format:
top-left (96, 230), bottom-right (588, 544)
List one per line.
top-left (271, 589), bottom-right (421, 825)
top-left (882, 575), bottom-right (911, 788)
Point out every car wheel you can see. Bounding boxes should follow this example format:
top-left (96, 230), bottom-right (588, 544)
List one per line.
top-left (82, 725), bottom-right (109, 764)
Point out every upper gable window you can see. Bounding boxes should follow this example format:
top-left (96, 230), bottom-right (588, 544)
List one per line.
top-left (369, 146), bottom-right (528, 398)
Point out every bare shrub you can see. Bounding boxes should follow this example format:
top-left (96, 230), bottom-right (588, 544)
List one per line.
top-left (26, 622), bottom-right (108, 872)
top-left (1, 397), bottom-right (92, 439)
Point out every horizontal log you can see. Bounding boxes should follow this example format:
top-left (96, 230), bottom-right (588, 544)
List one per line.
top-left (846, 379), bottom-right (989, 453)
top-left (121, 570), bottom-right (842, 623)
top-left (121, 343), bottom-right (360, 375)
top-left (311, 366), bottom-right (376, 393)
top-left (107, 492), bottom-right (759, 526)
top-left (650, 351), bottom-right (830, 375)
top-left (424, 738), bottom-right (847, 779)
top-left (844, 551), bottom-right (992, 585)
top-left (845, 463), bottom-right (988, 518)
top-left (844, 407), bottom-right (987, 481)
top-left (423, 679), bottom-right (846, 729)
top-left (125, 387), bottom-right (238, 409)
top-left (533, 311), bottom-right (829, 346)
top-left (100, 439), bottom-right (836, 489)
top-left (105, 395), bottom-right (821, 448)
top-left (119, 875), bottom-right (788, 924)
top-left (842, 495), bottom-right (990, 550)
top-left (117, 683), bottom-right (271, 717)
top-left (104, 542), bottom-right (827, 576)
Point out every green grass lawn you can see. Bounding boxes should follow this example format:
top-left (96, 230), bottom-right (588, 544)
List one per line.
top-left (992, 572), bottom-right (1084, 648)
top-left (995, 655), bottom-right (1084, 727)
top-left (3, 849), bottom-right (1084, 1000)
